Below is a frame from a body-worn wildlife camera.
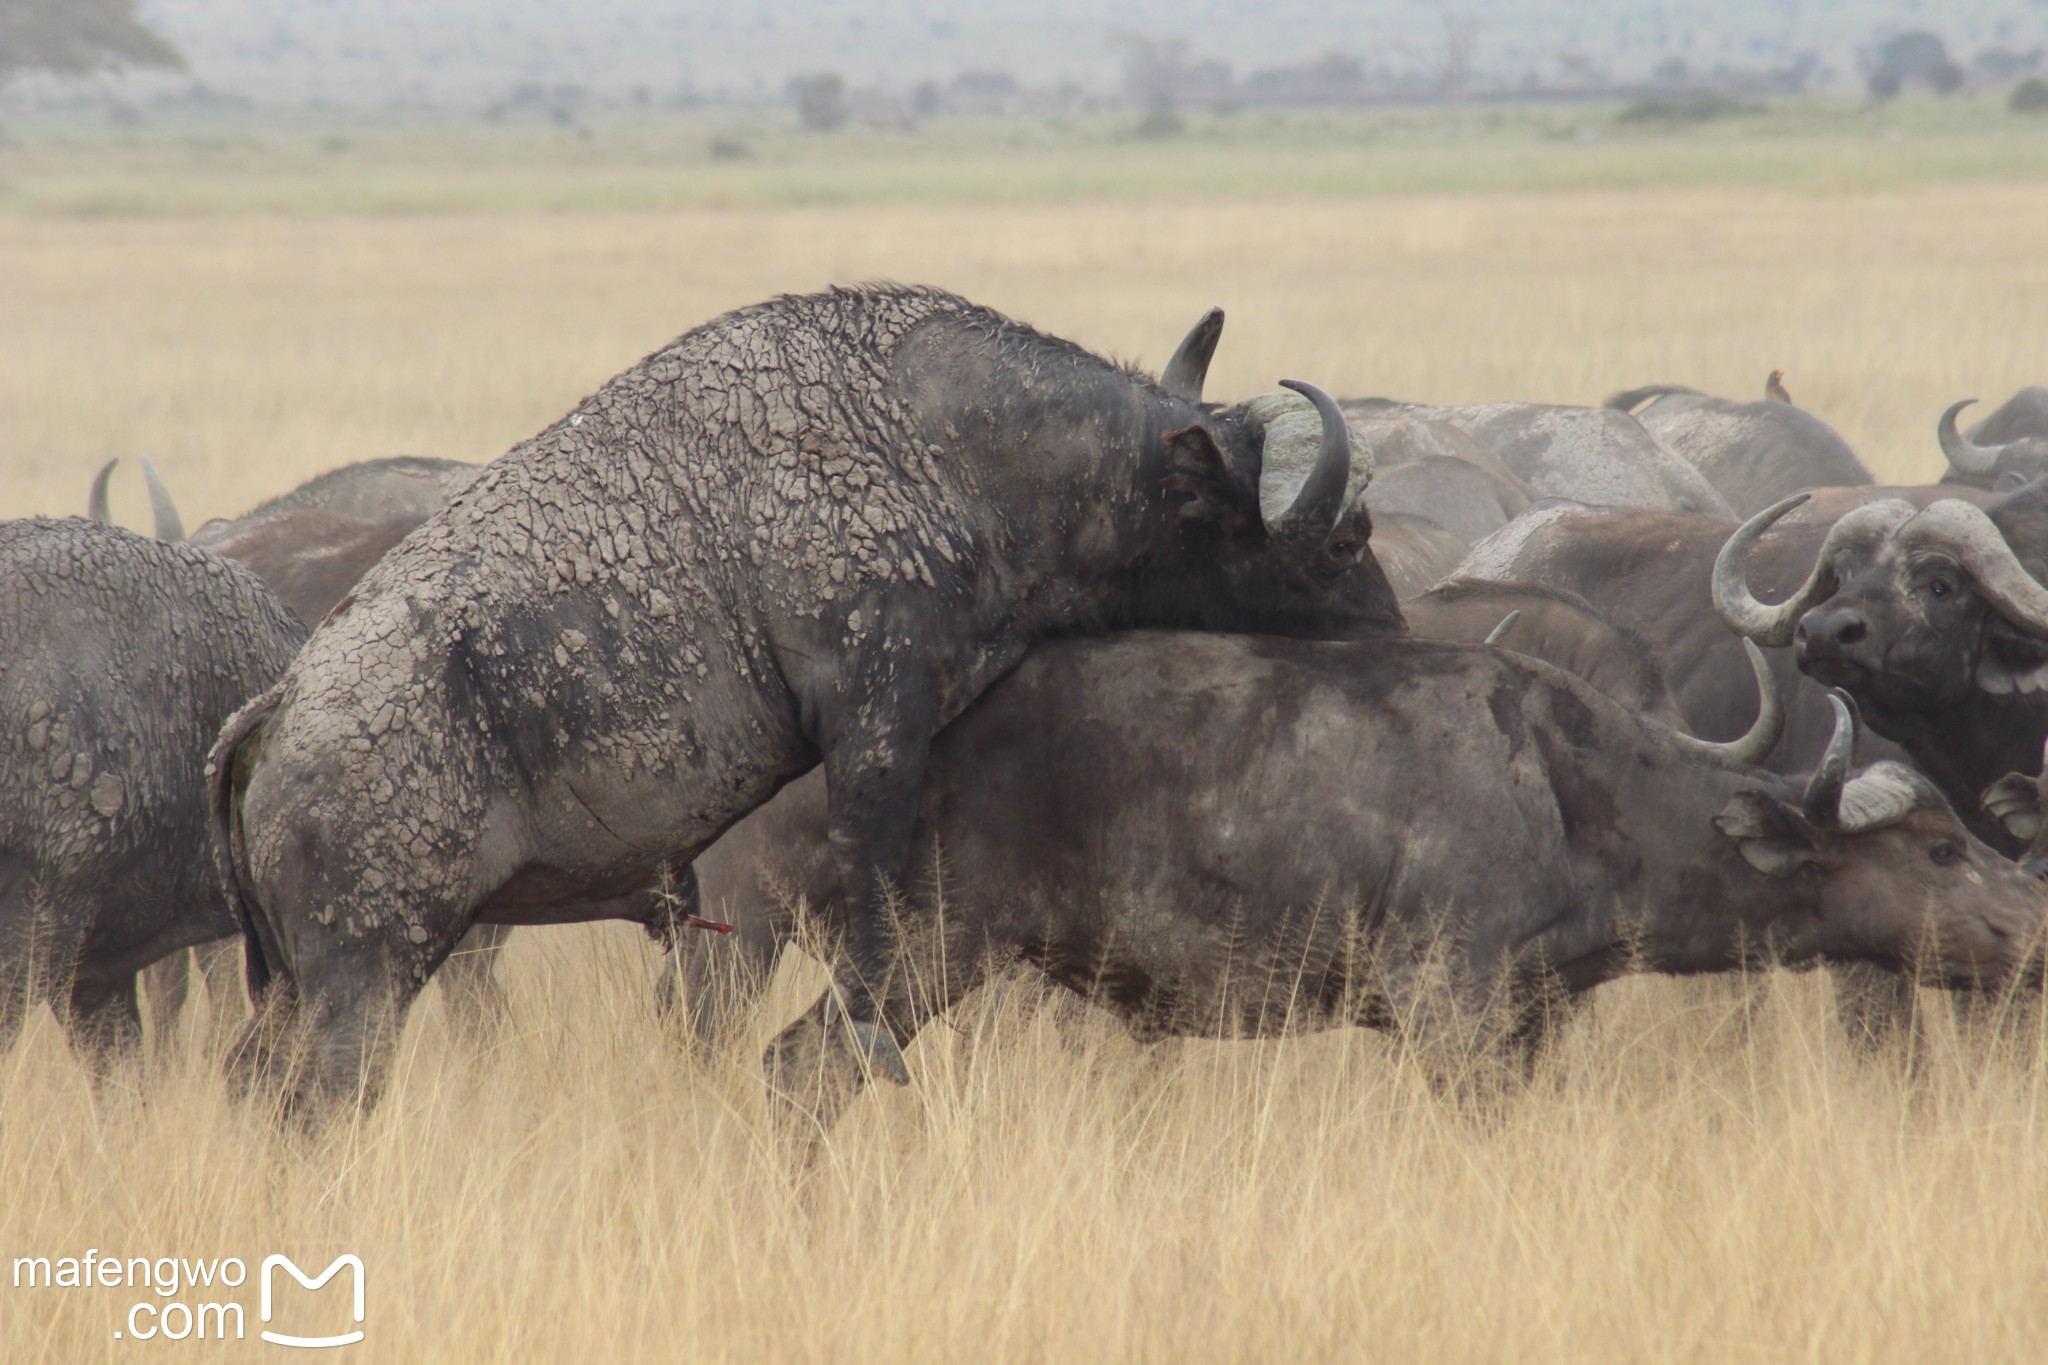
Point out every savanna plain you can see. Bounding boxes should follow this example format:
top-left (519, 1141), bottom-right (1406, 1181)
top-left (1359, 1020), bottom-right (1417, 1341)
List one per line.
top-left (3, 115), bottom-right (2048, 1361)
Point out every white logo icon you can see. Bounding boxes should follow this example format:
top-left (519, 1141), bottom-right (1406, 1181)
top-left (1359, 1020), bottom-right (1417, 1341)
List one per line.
top-left (259, 1254), bottom-right (365, 1349)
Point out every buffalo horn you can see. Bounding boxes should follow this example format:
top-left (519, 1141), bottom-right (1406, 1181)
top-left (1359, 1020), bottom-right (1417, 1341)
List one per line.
top-left (1713, 494), bottom-right (1916, 647)
top-left (1938, 399), bottom-right (1998, 476)
top-left (141, 456), bottom-right (185, 542)
top-left (87, 458), bottom-right (118, 524)
top-left (1268, 379), bottom-right (1353, 543)
top-left (1800, 693), bottom-right (1856, 828)
top-left (1898, 499), bottom-right (2048, 639)
top-left (1668, 640), bottom-right (1784, 767)
top-left (1160, 306), bottom-right (1224, 402)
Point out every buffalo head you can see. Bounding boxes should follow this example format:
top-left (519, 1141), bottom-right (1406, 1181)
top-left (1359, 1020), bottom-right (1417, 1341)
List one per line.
top-left (1715, 695), bottom-right (2047, 987)
top-left (1142, 321), bottom-right (1401, 638)
top-left (1715, 492), bottom-right (2048, 716)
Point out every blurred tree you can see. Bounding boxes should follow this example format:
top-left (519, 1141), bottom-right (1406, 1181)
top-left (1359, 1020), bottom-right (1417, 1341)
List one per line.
top-left (1431, 1), bottom-right (1478, 100)
top-left (789, 71), bottom-right (847, 132)
top-left (0, 0), bottom-right (185, 89)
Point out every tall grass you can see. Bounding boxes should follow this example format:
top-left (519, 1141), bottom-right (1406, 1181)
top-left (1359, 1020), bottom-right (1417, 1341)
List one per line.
top-left (3, 936), bottom-right (2045, 1362)
top-left (4, 184), bottom-right (2048, 1360)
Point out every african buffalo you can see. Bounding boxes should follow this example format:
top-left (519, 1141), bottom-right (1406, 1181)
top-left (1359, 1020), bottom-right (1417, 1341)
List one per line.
top-left (660, 577), bottom-right (1691, 1045)
top-left (212, 285), bottom-right (1404, 1113)
top-left (88, 461), bottom-right (508, 1049)
top-left (1714, 484), bottom-right (2048, 858)
top-left (1, 519), bottom-right (306, 1065)
top-left (1604, 381), bottom-right (1873, 516)
top-left (750, 632), bottom-right (2042, 1130)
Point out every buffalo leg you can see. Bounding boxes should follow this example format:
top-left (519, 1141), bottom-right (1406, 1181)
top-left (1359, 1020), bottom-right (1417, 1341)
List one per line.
top-left (436, 923), bottom-right (513, 1040)
top-left (63, 974), bottom-right (144, 1071)
top-left (0, 875), bottom-right (30, 1058)
top-left (763, 933), bottom-right (987, 1135)
top-left (815, 674), bottom-right (935, 1084)
top-left (194, 938), bottom-right (245, 1044)
top-left (657, 917), bottom-right (783, 1050)
top-left (141, 950), bottom-right (191, 1056)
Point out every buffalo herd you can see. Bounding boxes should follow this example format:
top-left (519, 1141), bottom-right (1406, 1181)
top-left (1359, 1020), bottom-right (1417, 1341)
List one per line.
top-left (5, 286), bottom-right (2046, 1127)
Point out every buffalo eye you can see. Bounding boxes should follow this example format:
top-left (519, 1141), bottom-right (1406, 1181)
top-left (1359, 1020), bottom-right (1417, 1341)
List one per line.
top-left (1929, 578), bottom-right (1952, 600)
top-left (1327, 538), bottom-right (1364, 562)
top-left (1929, 841), bottom-right (1962, 867)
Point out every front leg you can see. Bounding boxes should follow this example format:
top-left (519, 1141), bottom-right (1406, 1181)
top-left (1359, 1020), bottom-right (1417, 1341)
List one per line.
top-left (815, 666), bottom-right (936, 1085)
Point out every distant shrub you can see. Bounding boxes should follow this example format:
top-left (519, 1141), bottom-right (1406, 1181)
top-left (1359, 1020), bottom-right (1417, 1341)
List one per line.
top-left (788, 72), bottom-right (848, 133)
top-left (708, 136), bottom-right (751, 160)
top-left (2014, 77), bottom-right (2048, 114)
top-left (1616, 91), bottom-right (1758, 126)
top-left (1133, 100), bottom-right (1184, 139)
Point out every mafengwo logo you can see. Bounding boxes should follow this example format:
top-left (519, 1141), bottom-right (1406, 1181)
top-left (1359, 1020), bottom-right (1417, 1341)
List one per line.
top-left (260, 1254), bottom-right (366, 1348)
top-left (9, 1247), bottom-right (364, 1348)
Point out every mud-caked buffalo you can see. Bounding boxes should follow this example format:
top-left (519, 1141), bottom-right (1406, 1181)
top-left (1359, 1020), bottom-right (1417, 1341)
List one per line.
top-left (1, 519), bottom-right (305, 1065)
top-left (213, 284), bottom-right (1404, 1112)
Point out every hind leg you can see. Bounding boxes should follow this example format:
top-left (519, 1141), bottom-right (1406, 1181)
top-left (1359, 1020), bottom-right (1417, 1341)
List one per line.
top-left (63, 974), bottom-right (143, 1072)
top-left (656, 868), bottom-right (789, 1050)
top-left (228, 916), bottom-right (450, 1122)
top-left (141, 951), bottom-right (191, 1057)
top-left (436, 924), bottom-right (513, 1041)
top-left (763, 912), bottom-right (985, 1137)
top-left (193, 938), bottom-right (245, 1047)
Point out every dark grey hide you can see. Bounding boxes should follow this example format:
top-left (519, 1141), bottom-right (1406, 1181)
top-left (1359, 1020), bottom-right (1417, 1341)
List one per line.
top-left (1452, 503), bottom-right (1890, 776)
top-left (746, 633), bottom-right (2044, 1129)
top-left (0, 519), bottom-right (305, 1065)
top-left (212, 284), bottom-right (1402, 1113)
top-left (91, 461), bottom-right (509, 1050)
top-left (659, 582), bottom-right (1693, 1047)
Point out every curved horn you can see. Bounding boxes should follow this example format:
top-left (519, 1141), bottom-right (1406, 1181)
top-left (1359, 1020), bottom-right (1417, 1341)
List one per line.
top-left (1937, 399), bottom-right (1998, 476)
top-left (1484, 610), bottom-right (1521, 647)
top-left (1712, 493), bottom-right (1815, 646)
top-left (140, 456), bottom-right (185, 542)
top-left (1898, 499), bottom-right (2048, 638)
top-left (1268, 379), bottom-right (1352, 542)
top-left (1668, 640), bottom-right (1784, 768)
top-left (1713, 495), bottom-right (1919, 647)
top-left (87, 458), bottom-right (117, 524)
top-left (1799, 692), bottom-right (1856, 828)
top-left (1160, 306), bottom-right (1224, 402)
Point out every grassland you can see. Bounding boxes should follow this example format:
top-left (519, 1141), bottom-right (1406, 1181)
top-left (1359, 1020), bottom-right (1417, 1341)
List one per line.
top-left (3, 110), bottom-right (2048, 1362)
top-left (4, 96), bottom-right (2048, 217)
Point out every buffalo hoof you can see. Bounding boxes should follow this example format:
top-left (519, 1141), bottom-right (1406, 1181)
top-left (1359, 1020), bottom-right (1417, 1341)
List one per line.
top-left (823, 983), bottom-right (910, 1085)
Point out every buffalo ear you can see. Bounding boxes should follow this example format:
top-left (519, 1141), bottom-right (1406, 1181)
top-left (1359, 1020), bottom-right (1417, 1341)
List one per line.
top-left (1712, 791), bottom-right (1819, 876)
top-left (1981, 772), bottom-right (2045, 843)
top-left (1162, 424), bottom-right (1259, 535)
top-left (1973, 621), bottom-right (2048, 696)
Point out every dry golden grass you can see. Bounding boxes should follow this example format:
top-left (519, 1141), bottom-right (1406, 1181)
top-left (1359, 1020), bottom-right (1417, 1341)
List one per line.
top-left (5, 184), bottom-right (2048, 1361)
top-left (6, 184), bottom-right (2048, 524)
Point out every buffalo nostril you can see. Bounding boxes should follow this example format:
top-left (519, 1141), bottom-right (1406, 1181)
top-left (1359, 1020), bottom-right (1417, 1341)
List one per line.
top-left (1834, 617), bottom-right (1867, 646)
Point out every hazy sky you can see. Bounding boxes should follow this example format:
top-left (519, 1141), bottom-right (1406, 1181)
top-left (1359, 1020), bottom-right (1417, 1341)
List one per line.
top-left (130, 1), bottom-right (2048, 104)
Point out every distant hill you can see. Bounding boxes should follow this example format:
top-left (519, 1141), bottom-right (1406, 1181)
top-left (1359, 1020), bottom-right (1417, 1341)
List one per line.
top-left (119, 1), bottom-right (2048, 106)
